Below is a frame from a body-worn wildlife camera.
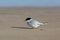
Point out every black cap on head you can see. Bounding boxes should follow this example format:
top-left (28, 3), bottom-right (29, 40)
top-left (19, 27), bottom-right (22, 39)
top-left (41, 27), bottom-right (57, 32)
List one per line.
top-left (25, 17), bottom-right (32, 21)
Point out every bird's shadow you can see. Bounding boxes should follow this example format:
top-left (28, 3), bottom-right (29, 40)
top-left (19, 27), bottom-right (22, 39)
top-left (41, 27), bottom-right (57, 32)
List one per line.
top-left (11, 26), bottom-right (34, 29)
top-left (11, 26), bottom-right (44, 31)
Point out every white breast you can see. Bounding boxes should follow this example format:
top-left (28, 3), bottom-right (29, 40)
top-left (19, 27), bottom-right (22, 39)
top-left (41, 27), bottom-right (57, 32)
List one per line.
top-left (27, 20), bottom-right (40, 28)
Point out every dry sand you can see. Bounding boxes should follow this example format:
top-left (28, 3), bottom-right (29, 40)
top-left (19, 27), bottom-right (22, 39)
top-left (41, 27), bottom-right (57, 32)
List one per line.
top-left (0, 7), bottom-right (60, 40)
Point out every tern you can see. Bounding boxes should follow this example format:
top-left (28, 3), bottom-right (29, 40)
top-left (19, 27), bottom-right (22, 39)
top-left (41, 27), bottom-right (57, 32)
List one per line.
top-left (25, 17), bottom-right (48, 28)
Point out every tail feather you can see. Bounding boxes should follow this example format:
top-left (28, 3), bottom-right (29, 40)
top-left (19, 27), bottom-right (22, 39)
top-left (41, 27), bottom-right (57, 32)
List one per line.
top-left (40, 22), bottom-right (48, 25)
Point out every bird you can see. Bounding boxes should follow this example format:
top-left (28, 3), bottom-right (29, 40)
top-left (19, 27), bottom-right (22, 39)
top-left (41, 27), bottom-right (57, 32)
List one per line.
top-left (25, 17), bottom-right (48, 29)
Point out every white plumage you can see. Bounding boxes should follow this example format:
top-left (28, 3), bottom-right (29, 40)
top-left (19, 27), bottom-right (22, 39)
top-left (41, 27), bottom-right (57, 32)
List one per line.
top-left (25, 18), bottom-right (48, 28)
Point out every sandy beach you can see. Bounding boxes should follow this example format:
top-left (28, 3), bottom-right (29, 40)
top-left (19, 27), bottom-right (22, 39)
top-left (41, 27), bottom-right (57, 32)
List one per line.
top-left (0, 7), bottom-right (60, 40)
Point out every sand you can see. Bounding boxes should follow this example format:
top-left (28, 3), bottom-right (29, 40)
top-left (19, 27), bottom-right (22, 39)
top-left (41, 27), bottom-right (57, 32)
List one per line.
top-left (0, 7), bottom-right (60, 40)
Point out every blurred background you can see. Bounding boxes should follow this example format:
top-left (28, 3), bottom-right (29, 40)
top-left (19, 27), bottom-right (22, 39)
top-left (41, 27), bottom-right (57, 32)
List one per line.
top-left (0, 0), bottom-right (60, 7)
